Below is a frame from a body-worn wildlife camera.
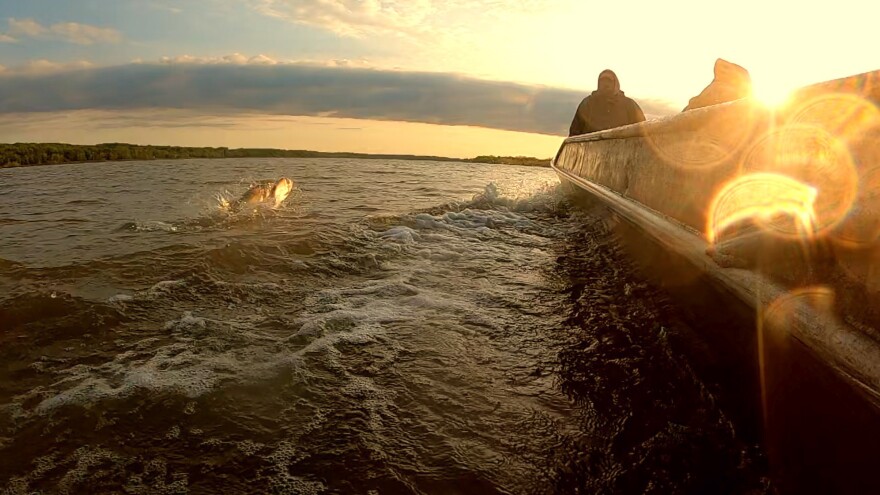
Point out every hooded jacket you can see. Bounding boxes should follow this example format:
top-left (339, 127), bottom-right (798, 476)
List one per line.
top-left (569, 70), bottom-right (646, 136)
top-left (683, 59), bottom-right (752, 111)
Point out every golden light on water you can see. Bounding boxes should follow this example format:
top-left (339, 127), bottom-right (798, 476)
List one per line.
top-left (707, 173), bottom-right (817, 244)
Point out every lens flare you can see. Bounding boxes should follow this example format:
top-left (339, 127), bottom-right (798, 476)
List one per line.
top-left (833, 153), bottom-right (880, 247)
top-left (763, 286), bottom-right (836, 331)
top-left (739, 124), bottom-right (858, 238)
top-left (644, 103), bottom-right (763, 170)
top-left (645, 131), bottom-right (731, 169)
top-left (757, 286), bottom-right (836, 424)
top-left (835, 242), bottom-right (880, 295)
top-left (786, 93), bottom-right (880, 143)
top-left (707, 173), bottom-right (817, 244)
top-left (768, 285), bottom-right (835, 314)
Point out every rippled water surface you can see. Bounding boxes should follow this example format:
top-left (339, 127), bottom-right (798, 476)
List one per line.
top-left (0, 158), bottom-right (769, 494)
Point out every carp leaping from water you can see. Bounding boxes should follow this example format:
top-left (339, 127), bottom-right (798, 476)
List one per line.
top-left (219, 177), bottom-right (295, 212)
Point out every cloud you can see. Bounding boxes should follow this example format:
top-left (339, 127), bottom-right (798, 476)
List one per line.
top-left (49, 22), bottom-right (123, 45)
top-left (0, 33), bottom-right (15, 43)
top-left (157, 53), bottom-right (285, 66)
top-left (0, 58), bottom-right (678, 136)
top-left (0, 109), bottom-right (246, 132)
top-left (148, 3), bottom-right (183, 14)
top-left (154, 52), bottom-right (376, 69)
top-left (7, 18), bottom-right (45, 37)
top-left (3, 18), bottom-right (122, 45)
top-left (1, 59), bottom-right (95, 76)
top-left (251, 0), bottom-right (559, 39)
top-left (252, 0), bottom-right (433, 37)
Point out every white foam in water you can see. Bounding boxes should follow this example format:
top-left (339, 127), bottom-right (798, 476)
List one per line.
top-left (107, 279), bottom-right (288, 306)
top-left (106, 280), bottom-right (185, 305)
top-left (57, 446), bottom-right (123, 494)
top-left (19, 282), bottom-right (412, 416)
top-left (377, 225), bottom-right (421, 244)
top-left (163, 311), bottom-right (207, 331)
top-left (470, 181), bottom-right (565, 213)
top-left (372, 209), bottom-right (534, 262)
top-left (236, 439), bottom-right (265, 457)
top-left (130, 220), bottom-right (179, 232)
top-left (107, 293), bottom-right (134, 303)
top-left (361, 184), bottom-right (570, 278)
top-left (149, 279), bottom-right (185, 293)
top-left (5, 446), bottom-right (192, 494)
top-left (259, 440), bottom-right (326, 494)
top-left (18, 311), bottom-right (275, 414)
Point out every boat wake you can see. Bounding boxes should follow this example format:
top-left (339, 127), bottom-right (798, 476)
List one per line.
top-left (0, 170), bottom-right (769, 493)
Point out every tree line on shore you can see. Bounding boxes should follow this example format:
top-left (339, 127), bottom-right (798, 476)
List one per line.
top-left (464, 155), bottom-right (551, 167)
top-left (0, 143), bottom-right (550, 168)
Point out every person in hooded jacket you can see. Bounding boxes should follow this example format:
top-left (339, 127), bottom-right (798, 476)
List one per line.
top-left (569, 69), bottom-right (646, 136)
top-left (682, 58), bottom-right (752, 111)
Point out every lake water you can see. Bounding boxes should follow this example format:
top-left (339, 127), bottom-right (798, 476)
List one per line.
top-left (0, 158), bottom-right (769, 494)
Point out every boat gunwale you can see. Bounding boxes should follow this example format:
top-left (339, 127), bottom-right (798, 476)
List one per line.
top-left (552, 160), bottom-right (880, 407)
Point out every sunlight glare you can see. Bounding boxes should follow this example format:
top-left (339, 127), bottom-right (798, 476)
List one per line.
top-left (740, 125), bottom-right (859, 238)
top-left (832, 123), bottom-right (880, 247)
top-left (707, 173), bottom-right (817, 244)
top-left (786, 93), bottom-right (880, 142)
top-left (644, 102), bottom-right (762, 170)
top-left (752, 77), bottom-right (796, 109)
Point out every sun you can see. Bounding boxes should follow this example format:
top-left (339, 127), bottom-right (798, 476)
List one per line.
top-left (751, 75), bottom-right (797, 109)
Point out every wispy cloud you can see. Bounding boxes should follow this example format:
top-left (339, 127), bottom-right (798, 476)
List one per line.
top-left (7, 18), bottom-right (44, 37)
top-left (147, 2), bottom-right (183, 14)
top-left (251, 0), bottom-right (560, 39)
top-left (3, 18), bottom-right (123, 45)
top-left (251, 0), bottom-right (434, 37)
top-left (153, 52), bottom-right (375, 69)
top-left (0, 33), bottom-right (15, 43)
top-left (0, 57), bottom-right (678, 135)
top-left (158, 53), bottom-right (280, 65)
top-left (0, 109), bottom-right (247, 132)
top-left (1, 59), bottom-right (95, 76)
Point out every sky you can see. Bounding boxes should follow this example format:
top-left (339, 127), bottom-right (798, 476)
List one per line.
top-left (0, 0), bottom-right (877, 158)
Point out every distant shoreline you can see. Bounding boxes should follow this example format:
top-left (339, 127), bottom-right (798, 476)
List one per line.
top-left (0, 142), bottom-right (551, 169)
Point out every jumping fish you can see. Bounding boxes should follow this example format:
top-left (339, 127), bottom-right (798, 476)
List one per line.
top-left (221, 177), bottom-right (295, 211)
